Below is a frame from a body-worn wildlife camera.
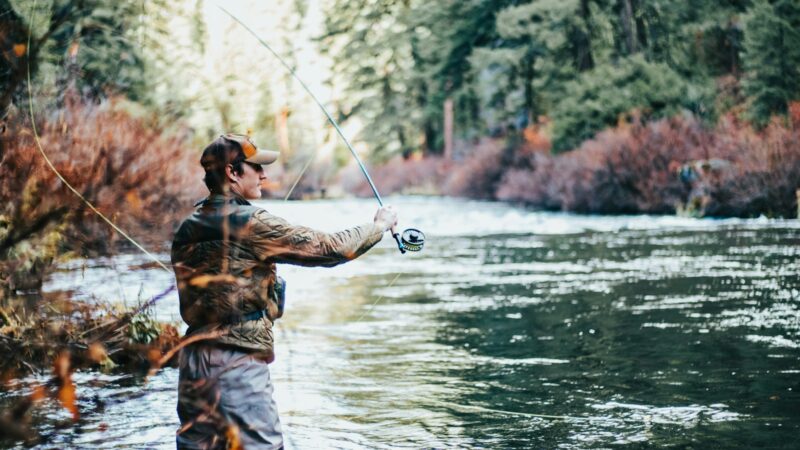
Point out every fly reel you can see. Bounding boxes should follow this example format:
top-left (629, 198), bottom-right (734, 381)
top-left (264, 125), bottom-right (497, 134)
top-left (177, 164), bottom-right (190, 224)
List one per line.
top-left (393, 228), bottom-right (425, 254)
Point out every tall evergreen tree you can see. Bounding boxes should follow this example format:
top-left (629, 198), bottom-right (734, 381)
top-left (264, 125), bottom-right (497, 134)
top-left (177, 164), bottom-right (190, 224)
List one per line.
top-left (1, 0), bottom-right (178, 113)
top-left (473, 0), bottom-right (600, 130)
top-left (742, 0), bottom-right (800, 125)
top-left (321, 0), bottom-right (428, 158)
top-left (417, 0), bottom-right (519, 149)
top-left (318, 0), bottom-right (796, 158)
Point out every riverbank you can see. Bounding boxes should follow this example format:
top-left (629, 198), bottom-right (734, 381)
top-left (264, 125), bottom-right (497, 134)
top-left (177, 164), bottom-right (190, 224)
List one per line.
top-left (0, 290), bottom-right (180, 444)
top-left (0, 293), bottom-right (179, 374)
top-left (346, 112), bottom-right (800, 219)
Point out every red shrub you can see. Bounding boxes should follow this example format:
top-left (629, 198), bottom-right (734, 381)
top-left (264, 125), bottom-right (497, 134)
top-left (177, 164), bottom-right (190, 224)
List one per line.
top-left (343, 113), bottom-right (800, 218)
top-left (498, 115), bottom-right (800, 217)
top-left (703, 115), bottom-right (800, 217)
top-left (344, 153), bottom-right (448, 197)
top-left (442, 138), bottom-right (510, 199)
top-left (0, 97), bottom-right (202, 294)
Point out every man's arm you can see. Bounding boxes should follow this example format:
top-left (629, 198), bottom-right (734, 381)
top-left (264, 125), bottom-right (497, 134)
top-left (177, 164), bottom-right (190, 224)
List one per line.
top-left (249, 208), bottom-right (395, 267)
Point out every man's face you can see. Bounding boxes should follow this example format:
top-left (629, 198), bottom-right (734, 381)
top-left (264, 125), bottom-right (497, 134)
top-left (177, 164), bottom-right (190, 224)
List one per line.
top-left (233, 162), bottom-right (267, 199)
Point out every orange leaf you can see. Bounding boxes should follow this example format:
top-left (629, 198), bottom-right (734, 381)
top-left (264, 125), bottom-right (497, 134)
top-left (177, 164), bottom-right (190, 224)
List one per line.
top-left (125, 190), bottom-right (142, 210)
top-left (225, 424), bottom-right (243, 450)
top-left (53, 353), bottom-right (79, 421)
top-left (58, 381), bottom-right (79, 421)
top-left (87, 343), bottom-right (108, 363)
top-left (189, 274), bottom-right (239, 288)
top-left (13, 44), bottom-right (26, 57)
top-left (68, 41), bottom-right (79, 58)
top-left (31, 385), bottom-right (46, 402)
top-left (53, 352), bottom-right (70, 379)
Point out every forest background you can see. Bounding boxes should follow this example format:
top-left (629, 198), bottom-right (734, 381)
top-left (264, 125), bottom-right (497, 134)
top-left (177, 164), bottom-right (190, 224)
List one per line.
top-left (0, 0), bottom-right (799, 387)
top-left (2, 0), bottom-right (800, 295)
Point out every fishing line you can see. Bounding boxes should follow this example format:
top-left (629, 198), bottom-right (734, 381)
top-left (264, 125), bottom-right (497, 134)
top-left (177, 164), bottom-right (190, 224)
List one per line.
top-left (24, 1), bottom-right (182, 351)
top-left (20, 0), bottom-right (404, 396)
top-left (24, 0), bottom-right (170, 275)
top-left (283, 154), bottom-right (315, 201)
top-left (352, 272), bottom-right (402, 323)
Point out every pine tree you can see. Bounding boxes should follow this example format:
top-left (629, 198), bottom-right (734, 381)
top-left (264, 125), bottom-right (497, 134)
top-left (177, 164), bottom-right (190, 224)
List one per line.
top-left (742, 0), bottom-right (800, 125)
top-left (0, 0), bottom-right (175, 112)
top-left (321, 0), bottom-right (428, 158)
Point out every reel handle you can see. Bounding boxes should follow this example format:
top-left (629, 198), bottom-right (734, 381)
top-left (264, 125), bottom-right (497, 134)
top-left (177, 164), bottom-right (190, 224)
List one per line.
top-left (392, 232), bottom-right (406, 254)
top-left (392, 228), bottom-right (424, 254)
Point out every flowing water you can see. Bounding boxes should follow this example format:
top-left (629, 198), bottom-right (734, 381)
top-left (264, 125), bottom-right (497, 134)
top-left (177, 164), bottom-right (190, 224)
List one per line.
top-left (5, 197), bottom-right (800, 449)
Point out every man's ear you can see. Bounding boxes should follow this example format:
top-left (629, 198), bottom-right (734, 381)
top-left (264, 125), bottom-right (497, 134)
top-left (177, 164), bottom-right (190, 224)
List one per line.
top-left (224, 164), bottom-right (238, 183)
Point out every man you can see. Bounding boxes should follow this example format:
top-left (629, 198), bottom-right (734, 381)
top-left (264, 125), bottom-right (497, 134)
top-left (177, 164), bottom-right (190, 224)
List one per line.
top-left (171, 134), bottom-right (397, 449)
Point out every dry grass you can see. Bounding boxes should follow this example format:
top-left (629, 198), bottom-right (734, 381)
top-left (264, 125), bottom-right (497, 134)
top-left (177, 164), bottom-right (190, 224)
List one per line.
top-left (0, 292), bottom-right (181, 445)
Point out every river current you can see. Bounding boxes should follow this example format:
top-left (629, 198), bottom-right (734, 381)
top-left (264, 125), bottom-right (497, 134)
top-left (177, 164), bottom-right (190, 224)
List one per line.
top-left (8, 197), bottom-right (800, 448)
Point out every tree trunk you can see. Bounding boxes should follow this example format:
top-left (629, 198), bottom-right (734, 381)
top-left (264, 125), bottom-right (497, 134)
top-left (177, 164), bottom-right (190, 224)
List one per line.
top-left (620, 0), bottom-right (638, 54)
top-left (443, 97), bottom-right (454, 160)
top-left (633, 0), bottom-right (649, 54)
top-left (276, 105), bottom-right (291, 154)
top-left (523, 52), bottom-right (536, 126)
top-left (796, 189), bottom-right (800, 219)
top-left (576, 0), bottom-right (595, 71)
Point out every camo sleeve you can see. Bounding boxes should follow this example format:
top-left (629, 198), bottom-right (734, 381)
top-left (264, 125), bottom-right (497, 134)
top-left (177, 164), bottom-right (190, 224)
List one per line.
top-left (249, 209), bottom-right (385, 267)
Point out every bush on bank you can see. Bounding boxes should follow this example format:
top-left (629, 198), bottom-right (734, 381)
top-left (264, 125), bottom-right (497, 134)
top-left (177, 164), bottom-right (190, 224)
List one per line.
top-left (495, 110), bottom-right (800, 217)
top-left (348, 108), bottom-right (800, 219)
top-left (0, 96), bottom-right (203, 299)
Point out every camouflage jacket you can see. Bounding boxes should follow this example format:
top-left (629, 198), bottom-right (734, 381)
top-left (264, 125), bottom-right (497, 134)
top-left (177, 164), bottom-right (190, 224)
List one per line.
top-left (171, 194), bottom-right (384, 361)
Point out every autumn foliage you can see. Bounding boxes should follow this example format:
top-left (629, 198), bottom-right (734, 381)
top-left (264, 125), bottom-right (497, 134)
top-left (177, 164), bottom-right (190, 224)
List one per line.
top-left (351, 109), bottom-right (800, 219)
top-left (343, 153), bottom-right (448, 198)
top-left (0, 291), bottom-right (181, 444)
top-left (0, 96), bottom-right (203, 295)
top-left (494, 112), bottom-right (800, 217)
top-left (0, 97), bottom-right (196, 442)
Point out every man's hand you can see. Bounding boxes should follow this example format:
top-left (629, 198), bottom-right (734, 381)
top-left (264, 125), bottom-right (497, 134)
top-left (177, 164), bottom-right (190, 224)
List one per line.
top-left (374, 205), bottom-right (399, 233)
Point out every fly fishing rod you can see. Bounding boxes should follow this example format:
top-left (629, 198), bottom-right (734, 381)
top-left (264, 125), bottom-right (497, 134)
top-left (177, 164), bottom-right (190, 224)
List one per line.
top-left (218, 6), bottom-right (424, 254)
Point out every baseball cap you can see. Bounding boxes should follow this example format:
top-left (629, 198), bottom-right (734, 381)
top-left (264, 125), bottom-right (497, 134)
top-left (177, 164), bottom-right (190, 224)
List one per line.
top-left (200, 133), bottom-right (280, 170)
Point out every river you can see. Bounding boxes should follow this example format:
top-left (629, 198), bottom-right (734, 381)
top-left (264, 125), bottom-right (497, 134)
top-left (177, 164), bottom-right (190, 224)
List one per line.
top-left (8, 196), bottom-right (800, 448)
